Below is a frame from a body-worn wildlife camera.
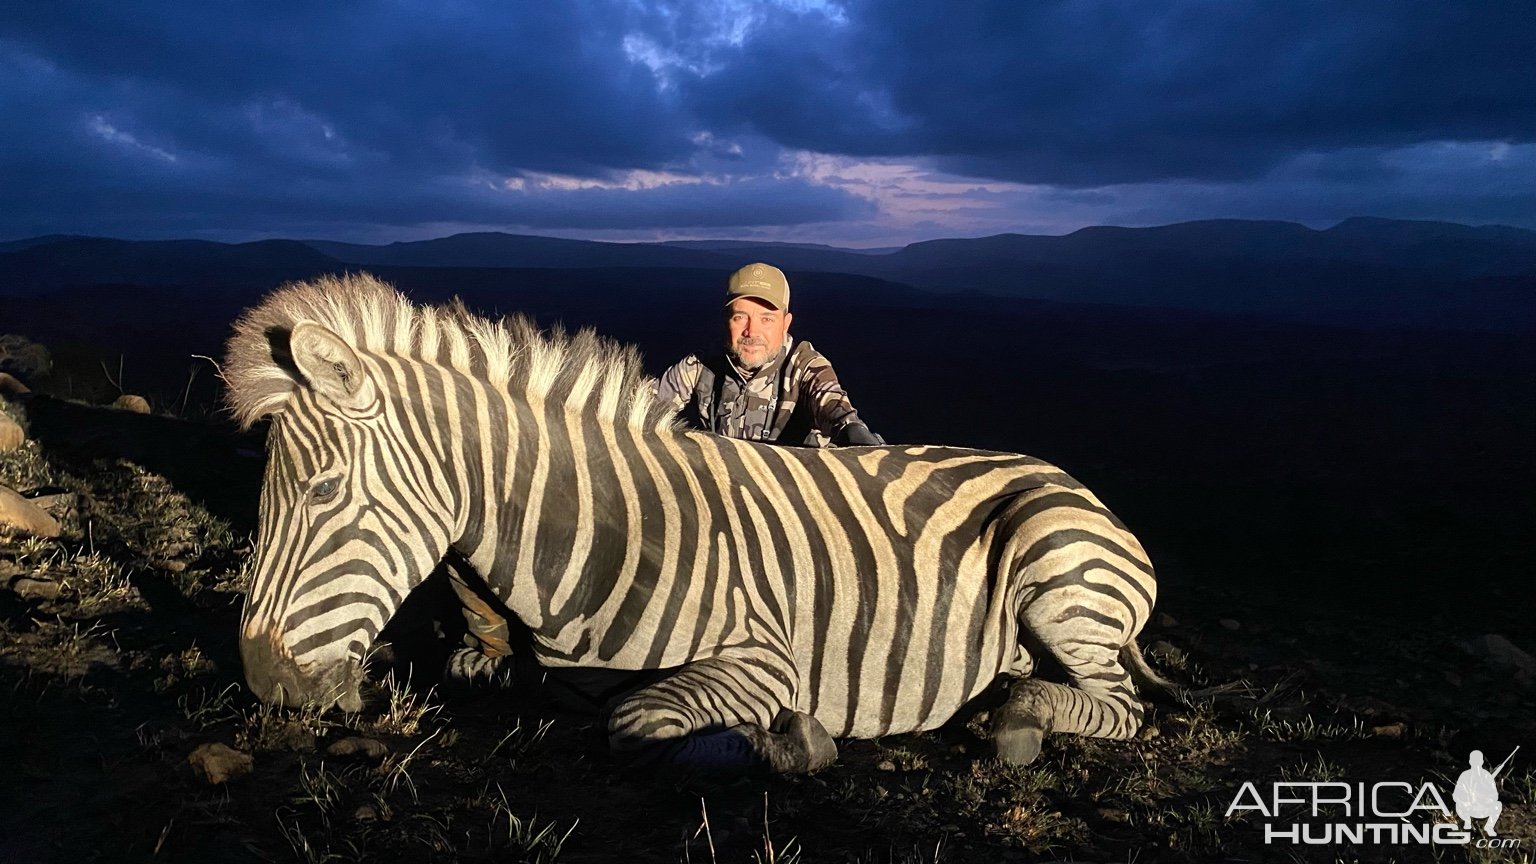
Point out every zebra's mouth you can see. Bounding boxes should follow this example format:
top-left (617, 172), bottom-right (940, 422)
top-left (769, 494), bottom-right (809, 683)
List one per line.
top-left (259, 659), bottom-right (364, 713)
top-left (240, 623), bottom-right (371, 713)
top-left (313, 661), bottom-right (365, 713)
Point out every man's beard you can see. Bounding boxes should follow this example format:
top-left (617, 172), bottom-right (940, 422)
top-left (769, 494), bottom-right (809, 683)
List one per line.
top-left (729, 338), bottom-right (770, 371)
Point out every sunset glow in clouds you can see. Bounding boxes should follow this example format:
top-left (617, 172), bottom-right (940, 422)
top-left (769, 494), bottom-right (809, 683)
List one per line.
top-left (2, 1), bottom-right (1531, 245)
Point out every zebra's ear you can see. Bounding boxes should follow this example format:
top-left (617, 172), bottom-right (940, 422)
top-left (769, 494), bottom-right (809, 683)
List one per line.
top-left (288, 321), bottom-right (378, 414)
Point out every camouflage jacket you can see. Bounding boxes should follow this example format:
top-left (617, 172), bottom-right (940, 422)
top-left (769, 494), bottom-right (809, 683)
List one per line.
top-left (656, 337), bottom-right (864, 447)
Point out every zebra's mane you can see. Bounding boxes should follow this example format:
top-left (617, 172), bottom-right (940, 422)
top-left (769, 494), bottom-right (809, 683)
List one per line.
top-left (224, 272), bottom-right (676, 434)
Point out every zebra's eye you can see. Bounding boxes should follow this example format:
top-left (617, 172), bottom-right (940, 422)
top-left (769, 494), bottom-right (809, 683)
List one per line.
top-left (309, 477), bottom-right (341, 504)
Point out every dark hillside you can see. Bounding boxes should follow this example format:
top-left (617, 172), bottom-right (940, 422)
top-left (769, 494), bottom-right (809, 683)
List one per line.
top-left (1328, 216), bottom-right (1536, 245)
top-left (859, 221), bottom-right (1536, 330)
top-left (306, 233), bottom-right (736, 270)
top-left (0, 234), bottom-right (94, 253)
top-left (8, 219), bottom-right (1534, 331)
top-left (0, 237), bottom-right (344, 296)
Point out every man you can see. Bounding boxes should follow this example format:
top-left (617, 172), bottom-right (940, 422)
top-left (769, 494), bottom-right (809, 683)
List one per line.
top-left (657, 262), bottom-right (882, 447)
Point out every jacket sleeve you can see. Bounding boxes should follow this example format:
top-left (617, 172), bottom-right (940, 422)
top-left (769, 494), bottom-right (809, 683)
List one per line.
top-left (655, 354), bottom-right (702, 413)
top-left (797, 348), bottom-right (865, 439)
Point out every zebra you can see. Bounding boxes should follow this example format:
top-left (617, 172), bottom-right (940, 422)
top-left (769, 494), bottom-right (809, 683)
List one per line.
top-left (225, 272), bottom-right (1168, 772)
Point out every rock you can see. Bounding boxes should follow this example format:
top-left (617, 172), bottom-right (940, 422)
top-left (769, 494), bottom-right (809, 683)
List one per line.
top-left (1137, 724), bottom-right (1161, 741)
top-left (0, 337), bottom-right (48, 383)
top-left (0, 486), bottom-right (62, 537)
top-left (1147, 641), bottom-right (1185, 663)
top-left (1334, 694), bottom-right (1404, 718)
top-left (112, 394), bottom-right (151, 414)
top-left (1155, 612), bottom-right (1179, 628)
top-left (353, 804), bottom-right (382, 824)
top-left (1443, 670), bottom-right (1463, 688)
top-left (9, 576), bottom-right (61, 600)
top-left (326, 736), bottom-right (389, 761)
top-left (0, 414), bottom-right (23, 452)
top-left (0, 372), bottom-right (30, 399)
top-left (1461, 634), bottom-right (1536, 687)
top-left (24, 491), bottom-right (77, 519)
top-left (1096, 807), bottom-right (1130, 823)
top-left (1370, 722), bottom-right (1408, 739)
top-left (187, 743), bottom-right (254, 784)
top-left (1219, 618), bottom-right (1242, 631)
top-left (875, 759), bottom-right (897, 772)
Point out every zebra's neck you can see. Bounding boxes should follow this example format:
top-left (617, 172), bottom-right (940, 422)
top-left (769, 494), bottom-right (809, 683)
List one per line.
top-left (451, 383), bottom-right (703, 661)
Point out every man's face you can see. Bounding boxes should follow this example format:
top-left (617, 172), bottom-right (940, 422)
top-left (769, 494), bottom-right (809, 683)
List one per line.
top-left (725, 296), bottom-right (792, 371)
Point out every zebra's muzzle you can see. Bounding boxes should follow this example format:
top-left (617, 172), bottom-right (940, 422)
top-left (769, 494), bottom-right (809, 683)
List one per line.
top-left (241, 631), bottom-right (364, 713)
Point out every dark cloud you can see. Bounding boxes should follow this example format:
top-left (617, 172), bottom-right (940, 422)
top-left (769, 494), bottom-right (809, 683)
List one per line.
top-left (2, 3), bottom-right (687, 175)
top-left (10, 12), bottom-right (667, 184)
top-left (0, 1), bottom-right (1530, 242)
top-left (685, 0), bottom-right (1536, 182)
top-left (682, 1), bottom-right (1536, 184)
top-left (0, 4), bottom-right (869, 240)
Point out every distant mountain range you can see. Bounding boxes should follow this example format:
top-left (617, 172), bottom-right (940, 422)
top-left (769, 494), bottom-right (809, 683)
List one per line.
top-left (0, 237), bottom-right (342, 292)
top-left (3, 218), bottom-right (1532, 332)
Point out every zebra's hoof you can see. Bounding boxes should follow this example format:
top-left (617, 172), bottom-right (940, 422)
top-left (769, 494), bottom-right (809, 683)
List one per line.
top-left (778, 710), bottom-right (838, 773)
top-left (993, 723), bottom-right (1045, 765)
top-left (440, 648), bottom-right (516, 695)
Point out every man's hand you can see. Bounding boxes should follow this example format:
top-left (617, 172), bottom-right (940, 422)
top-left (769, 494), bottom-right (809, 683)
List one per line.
top-left (834, 423), bottom-right (884, 446)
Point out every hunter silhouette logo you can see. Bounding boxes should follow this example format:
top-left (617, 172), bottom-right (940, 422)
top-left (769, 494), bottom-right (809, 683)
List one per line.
top-left (1227, 746), bottom-right (1523, 849)
top-left (1455, 747), bottom-right (1518, 837)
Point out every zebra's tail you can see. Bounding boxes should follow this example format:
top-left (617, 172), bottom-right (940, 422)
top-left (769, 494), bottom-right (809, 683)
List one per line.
top-left (1120, 638), bottom-right (1185, 704)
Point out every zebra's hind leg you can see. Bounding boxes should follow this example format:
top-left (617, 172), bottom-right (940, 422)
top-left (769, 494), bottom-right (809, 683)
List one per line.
top-left (990, 644), bottom-right (1146, 765)
top-left (990, 484), bottom-right (1155, 764)
top-left (607, 654), bottom-right (835, 775)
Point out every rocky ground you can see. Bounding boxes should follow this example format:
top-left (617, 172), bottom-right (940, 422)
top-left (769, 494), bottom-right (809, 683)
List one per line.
top-left (2, 394), bottom-right (1533, 864)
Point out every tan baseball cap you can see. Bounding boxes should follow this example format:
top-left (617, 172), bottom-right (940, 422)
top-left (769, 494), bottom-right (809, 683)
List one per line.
top-left (725, 262), bottom-right (789, 310)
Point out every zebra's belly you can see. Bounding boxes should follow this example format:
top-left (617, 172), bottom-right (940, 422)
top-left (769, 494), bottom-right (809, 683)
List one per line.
top-left (790, 538), bottom-right (1021, 739)
top-left (802, 616), bottom-right (1017, 740)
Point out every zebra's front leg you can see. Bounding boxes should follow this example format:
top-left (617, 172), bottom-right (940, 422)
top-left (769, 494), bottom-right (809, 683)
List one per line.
top-left (441, 555), bottom-right (518, 693)
top-left (991, 646), bottom-right (1145, 765)
top-left (607, 653), bottom-right (836, 775)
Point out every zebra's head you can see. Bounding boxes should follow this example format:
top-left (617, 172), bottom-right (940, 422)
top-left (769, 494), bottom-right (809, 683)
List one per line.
top-left (233, 318), bottom-right (454, 712)
top-left (227, 272), bottom-right (678, 710)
